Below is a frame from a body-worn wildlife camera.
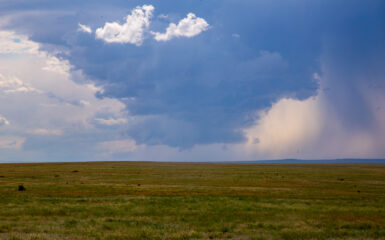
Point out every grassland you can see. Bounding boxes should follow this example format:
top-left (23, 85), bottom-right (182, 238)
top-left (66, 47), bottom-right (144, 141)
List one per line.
top-left (0, 162), bottom-right (384, 240)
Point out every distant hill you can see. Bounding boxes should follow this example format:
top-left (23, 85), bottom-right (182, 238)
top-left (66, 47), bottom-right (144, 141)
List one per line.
top-left (233, 159), bottom-right (385, 164)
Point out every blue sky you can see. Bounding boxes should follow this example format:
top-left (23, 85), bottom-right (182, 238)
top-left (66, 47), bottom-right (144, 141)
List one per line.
top-left (0, 0), bottom-right (384, 162)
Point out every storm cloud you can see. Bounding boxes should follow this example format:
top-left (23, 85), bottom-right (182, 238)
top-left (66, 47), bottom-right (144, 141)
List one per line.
top-left (0, 0), bottom-right (384, 161)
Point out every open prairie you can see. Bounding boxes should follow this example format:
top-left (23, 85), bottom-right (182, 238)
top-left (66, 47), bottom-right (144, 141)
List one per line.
top-left (0, 162), bottom-right (384, 240)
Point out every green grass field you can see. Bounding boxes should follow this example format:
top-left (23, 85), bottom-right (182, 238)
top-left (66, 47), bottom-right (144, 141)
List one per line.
top-left (0, 162), bottom-right (384, 240)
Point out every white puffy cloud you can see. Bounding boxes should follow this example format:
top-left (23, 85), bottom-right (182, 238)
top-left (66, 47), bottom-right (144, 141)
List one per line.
top-left (78, 23), bottom-right (92, 34)
top-left (152, 13), bottom-right (209, 42)
top-left (95, 5), bottom-right (154, 45)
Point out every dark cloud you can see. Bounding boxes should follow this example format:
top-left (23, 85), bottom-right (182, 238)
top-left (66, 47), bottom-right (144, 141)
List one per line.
top-left (2, 0), bottom-right (384, 148)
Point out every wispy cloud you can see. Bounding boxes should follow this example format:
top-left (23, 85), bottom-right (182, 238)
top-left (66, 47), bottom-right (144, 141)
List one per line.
top-left (78, 23), bottom-right (92, 34)
top-left (95, 117), bottom-right (128, 126)
top-left (232, 33), bottom-right (240, 38)
top-left (98, 139), bottom-right (140, 153)
top-left (0, 136), bottom-right (25, 150)
top-left (0, 115), bottom-right (10, 126)
top-left (26, 128), bottom-right (63, 136)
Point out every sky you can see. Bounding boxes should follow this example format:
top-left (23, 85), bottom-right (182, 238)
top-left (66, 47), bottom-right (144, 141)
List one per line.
top-left (0, 0), bottom-right (384, 162)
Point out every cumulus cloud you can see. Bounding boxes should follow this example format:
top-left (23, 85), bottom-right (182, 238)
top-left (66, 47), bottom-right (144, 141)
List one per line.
top-left (0, 115), bottom-right (10, 126)
top-left (78, 23), bottom-right (92, 34)
top-left (95, 5), bottom-right (154, 45)
top-left (152, 13), bottom-right (209, 41)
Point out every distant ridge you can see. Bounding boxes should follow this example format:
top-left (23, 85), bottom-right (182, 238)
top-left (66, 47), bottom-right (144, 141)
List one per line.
top-left (233, 159), bottom-right (385, 164)
top-left (1, 159), bottom-right (385, 164)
